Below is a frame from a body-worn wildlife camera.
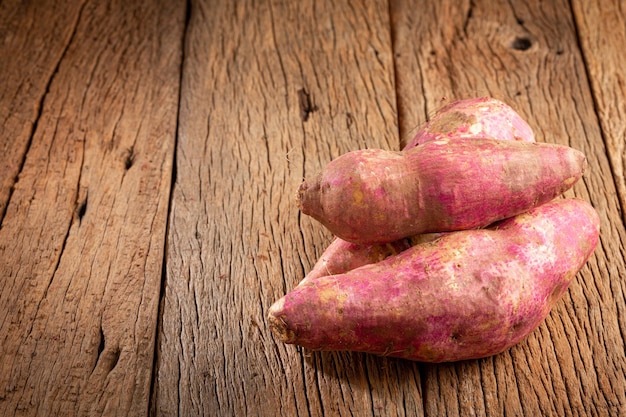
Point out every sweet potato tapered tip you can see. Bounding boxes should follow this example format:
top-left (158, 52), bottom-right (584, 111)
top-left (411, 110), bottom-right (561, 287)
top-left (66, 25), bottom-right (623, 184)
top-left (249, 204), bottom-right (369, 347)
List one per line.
top-left (295, 174), bottom-right (321, 214)
top-left (268, 298), bottom-right (295, 343)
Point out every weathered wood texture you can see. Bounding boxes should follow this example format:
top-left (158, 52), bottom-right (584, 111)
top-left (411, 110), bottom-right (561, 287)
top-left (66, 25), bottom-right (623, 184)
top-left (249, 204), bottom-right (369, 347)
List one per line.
top-left (571, 0), bottom-right (626, 225)
top-left (390, 0), bottom-right (626, 415)
top-left (1, 0), bottom-right (625, 416)
top-left (0, 0), bottom-right (84, 221)
top-left (151, 1), bottom-right (426, 416)
top-left (0, 0), bottom-right (184, 415)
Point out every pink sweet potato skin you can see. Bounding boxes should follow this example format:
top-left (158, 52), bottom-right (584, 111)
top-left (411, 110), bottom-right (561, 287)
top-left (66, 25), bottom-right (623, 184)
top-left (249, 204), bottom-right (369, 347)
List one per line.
top-left (305, 97), bottom-right (534, 281)
top-left (268, 198), bottom-right (600, 362)
top-left (404, 97), bottom-right (535, 150)
top-left (297, 138), bottom-right (586, 244)
top-left (305, 234), bottom-right (441, 282)
top-left (302, 238), bottom-right (412, 283)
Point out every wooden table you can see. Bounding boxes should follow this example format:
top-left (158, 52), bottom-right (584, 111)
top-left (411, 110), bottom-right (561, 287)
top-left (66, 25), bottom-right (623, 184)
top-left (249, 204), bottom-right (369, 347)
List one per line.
top-left (1, 0), bottom-right (625, 416)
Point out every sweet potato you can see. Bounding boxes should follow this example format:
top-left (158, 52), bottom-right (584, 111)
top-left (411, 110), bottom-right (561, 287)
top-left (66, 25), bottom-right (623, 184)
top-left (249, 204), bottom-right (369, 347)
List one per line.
top-left (268, 198), bottom-right (600, 362)
top-left (404, 96), bottom-right (535, 149)
top-left (306, 97), bottom-right (534, 281)
top-left (297, 138), bottom-right (586, 244)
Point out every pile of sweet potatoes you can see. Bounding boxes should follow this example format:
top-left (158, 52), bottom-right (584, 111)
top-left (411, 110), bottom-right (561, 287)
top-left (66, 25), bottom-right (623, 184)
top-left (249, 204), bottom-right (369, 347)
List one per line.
top-left (268, 97), bottom-right (600, 362)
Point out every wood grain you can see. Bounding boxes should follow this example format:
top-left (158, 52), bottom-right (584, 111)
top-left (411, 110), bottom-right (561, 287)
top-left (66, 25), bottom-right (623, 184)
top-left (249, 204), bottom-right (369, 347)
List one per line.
top-left (571, 0), bottom-right (626, 225)
top-left (391, 0), bottom-right (626, 415)
top-left (1, 0), bottom-right (625, 416)
top-left (150, 0), bottom-right (426, 416)
top-left (0, 0), bottom-right (184, 415)
top-left (0, 0), bottom-right (85, 222)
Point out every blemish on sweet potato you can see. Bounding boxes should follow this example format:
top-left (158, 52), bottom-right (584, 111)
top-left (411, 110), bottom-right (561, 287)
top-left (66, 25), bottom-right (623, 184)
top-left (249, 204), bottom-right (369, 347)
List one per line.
top-left (428, 111), bottom-right (477, 134)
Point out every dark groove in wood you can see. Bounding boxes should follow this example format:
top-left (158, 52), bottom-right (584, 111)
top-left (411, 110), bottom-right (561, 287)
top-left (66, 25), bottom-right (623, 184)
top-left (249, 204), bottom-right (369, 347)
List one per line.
top-left (0, 0), bottom-right (87, 226)
top-left (568, 0), bottom-right (626, 229)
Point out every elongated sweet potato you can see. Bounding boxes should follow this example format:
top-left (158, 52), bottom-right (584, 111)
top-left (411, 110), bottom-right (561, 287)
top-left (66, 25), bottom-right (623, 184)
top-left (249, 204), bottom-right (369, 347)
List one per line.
top-left (404, 96), bottom-right (535, 149)
top-left (269, 198), bottom-right (600, 362)
top-left (306, 97), bottom-right (534, 281)
top-left (297, 138), bottom-right (586, 244)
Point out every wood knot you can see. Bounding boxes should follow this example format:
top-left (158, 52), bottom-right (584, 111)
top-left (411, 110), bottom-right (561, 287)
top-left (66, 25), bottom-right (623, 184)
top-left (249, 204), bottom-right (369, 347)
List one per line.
top-left (511, 36), bottom-right (532, 51)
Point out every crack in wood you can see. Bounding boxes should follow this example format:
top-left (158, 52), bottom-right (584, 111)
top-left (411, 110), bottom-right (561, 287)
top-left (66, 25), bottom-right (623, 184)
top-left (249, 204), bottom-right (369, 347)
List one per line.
top-left (124, 146), bottom-right (136, 170)
top-left (97, 325), bottom-right (106, 359)
top-left (149, 0), bottom-right (191, 414)
top-left (77, 192), bottom-right (88, 223)
top-left (0, 3), bottom-right (87, 227)
top-left (297, 88), bottom-right (317, 122)
top-left (92, 324), bottom-right (122, 376)
top-left (463, 0), bottom-right (474, 36)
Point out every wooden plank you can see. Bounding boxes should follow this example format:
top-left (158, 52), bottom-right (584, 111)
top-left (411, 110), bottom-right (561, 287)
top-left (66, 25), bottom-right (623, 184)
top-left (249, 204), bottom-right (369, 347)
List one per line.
top-left (571, 0), bottom-right (626, 225)
top-left (0, 0), bottom-right (184, 415)
top-left (0, 0), bottom-right (85, 221)
top-left (151, 0), bottom-right (426, 416)
top-left (391, 0), bottom-right (626, 416)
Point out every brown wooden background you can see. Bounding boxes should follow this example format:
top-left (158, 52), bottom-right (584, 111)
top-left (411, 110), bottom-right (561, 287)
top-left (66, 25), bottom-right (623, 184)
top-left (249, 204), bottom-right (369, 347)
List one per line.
top-left (1, 0), bottom-right (625, 416)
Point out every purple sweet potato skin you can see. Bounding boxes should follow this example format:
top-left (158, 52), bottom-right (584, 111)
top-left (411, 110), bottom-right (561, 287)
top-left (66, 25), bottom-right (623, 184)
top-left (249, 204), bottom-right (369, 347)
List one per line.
top-left (297, 138), bottom-right (586, 244)
top-left (404, 97), bottom-right (535, 150)
top-left (305, 97), bottom-right (534, 281)
top-left (268, 198), bottom-right (600, 362)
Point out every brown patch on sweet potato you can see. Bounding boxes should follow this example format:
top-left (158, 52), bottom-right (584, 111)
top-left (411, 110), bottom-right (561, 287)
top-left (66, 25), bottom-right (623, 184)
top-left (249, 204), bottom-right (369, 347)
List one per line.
top-left (427, 111), bottom-right (477, 134)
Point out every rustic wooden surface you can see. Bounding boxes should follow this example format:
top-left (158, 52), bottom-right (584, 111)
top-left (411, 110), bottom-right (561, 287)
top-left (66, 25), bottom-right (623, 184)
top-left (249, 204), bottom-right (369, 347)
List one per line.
top-left (0, 0), bottom-right (624, 416)
top-left (0, 0), bottom-right (185, 415)
top-left (571, 0), bottom-right (626, 225)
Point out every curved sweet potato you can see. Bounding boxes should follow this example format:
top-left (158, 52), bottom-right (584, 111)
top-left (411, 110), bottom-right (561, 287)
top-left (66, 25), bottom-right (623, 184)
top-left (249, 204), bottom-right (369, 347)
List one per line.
top-left (297, 138), bottom-right (586, 244)
top-left (306, 97), bottom-right (534, 281)
top-left (269, 198), bottom-right (600, 362)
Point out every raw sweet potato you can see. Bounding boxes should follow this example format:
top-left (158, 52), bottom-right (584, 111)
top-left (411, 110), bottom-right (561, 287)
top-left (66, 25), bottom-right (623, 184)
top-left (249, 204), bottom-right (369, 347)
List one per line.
top-left (404, 96), bottom-right (535, 149)
top-left (268, 198), bottom-right (600, 362)
top-left (297, 138), bottom-right (586, 244)
top-left (306, 97), bottom-right (534, 281)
